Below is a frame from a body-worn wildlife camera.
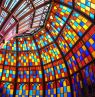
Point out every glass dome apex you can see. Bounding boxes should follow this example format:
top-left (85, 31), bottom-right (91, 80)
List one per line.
top-left (0, 0), bottom-right (95, 97)
top-left (0, 0), bottom-right (51, 46)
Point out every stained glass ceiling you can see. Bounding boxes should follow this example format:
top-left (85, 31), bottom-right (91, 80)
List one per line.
top-left (0, 0), bottom-right (95, 48)
top-left (0, 0), bottom-right (95, 97)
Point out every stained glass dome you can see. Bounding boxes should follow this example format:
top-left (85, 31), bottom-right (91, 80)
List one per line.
top-left (0, 0), bottom-right (95, 97)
